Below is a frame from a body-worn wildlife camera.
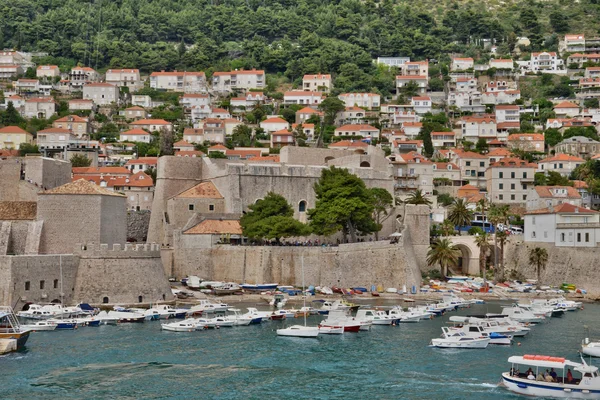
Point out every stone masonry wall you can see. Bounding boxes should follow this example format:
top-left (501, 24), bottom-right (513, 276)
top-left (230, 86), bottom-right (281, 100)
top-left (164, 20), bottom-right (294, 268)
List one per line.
top-left (72, 243), bottom-right (172, 305)
top-left (172, 241), bottom-right (421, 290)
top-left (127, 210), bottom-right (151, 242)
top-left (24, 157), bottom-right (71, 190)
top-left (0, 254), bottom-right (78, 308)
top-left (504, 240), bottom-right (600, 296)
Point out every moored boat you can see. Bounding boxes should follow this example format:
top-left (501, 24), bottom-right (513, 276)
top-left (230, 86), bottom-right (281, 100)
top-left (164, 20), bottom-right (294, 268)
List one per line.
top-left (582, 338), bottom-right (600, 358)
top-left (276, 325), bottom-right (319, 338)
top-left (161, 319), bottom-right (196, 332)
top-left (241, 283), bottom-right (279, 291)
top-left (430, 329), bottom-right (490, 349)
top-left (0, 306), bottom-right (31, 350)
top-left (20, 320), bottom-right (57, 332)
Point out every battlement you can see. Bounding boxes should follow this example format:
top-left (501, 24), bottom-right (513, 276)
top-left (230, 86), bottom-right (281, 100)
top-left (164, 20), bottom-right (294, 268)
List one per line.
top-left (74, 242), bottom-right (161, 258)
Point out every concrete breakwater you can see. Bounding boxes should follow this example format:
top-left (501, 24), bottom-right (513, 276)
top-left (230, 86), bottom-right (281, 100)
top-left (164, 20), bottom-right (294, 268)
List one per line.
top-left (164, 241), bottom-right (423, 290)
top-left (504, 240), bottom-right (600, 297)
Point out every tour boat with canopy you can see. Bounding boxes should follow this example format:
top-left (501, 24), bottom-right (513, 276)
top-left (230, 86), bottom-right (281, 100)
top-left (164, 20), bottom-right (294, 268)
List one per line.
top-left (501, 354), bottom-right (600, 398)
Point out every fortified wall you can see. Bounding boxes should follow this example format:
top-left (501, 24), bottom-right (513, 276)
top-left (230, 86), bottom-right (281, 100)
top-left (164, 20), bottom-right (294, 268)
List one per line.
top-left (73, 243), bottom-right (172, 305)
top-left (168, 205), bottom-right (429, 289)
top-left (504, 240), bottom-right (600, 296)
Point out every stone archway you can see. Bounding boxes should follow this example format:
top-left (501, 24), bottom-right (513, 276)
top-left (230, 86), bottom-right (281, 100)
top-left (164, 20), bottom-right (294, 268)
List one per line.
top-left (360, 161), bottom-right (371, 168)
top-left (448, 236), bottom-right (480, 276)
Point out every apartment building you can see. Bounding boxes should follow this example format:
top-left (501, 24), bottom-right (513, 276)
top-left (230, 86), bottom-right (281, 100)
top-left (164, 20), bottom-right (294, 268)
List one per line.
top-left (486, 157), bottom-right (537, 205)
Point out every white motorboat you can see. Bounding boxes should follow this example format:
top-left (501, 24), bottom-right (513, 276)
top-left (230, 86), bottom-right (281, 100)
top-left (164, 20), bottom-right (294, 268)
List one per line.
top-left (154, 304), bottom-right (188, 319)
top-left (355, 309), bottom-right (393, 325)
top-left (499, 306), bottom-right (545, 324)
top-left (277, 325), bottom-right (319, 338)
top-left (269, 294), bottom-right (288, 308)
top-left (195, 318), bottom-right (218, 329)
top-left (187, 300), bottom-right (230, 315)
top-left (186, 275), bottom-right (202, 290)
top-left (20, 320), bottom-right (57, 332)
top-left (16, 304), bottom-right (55, 320)
top-left (388, 307), bottom-right (426, 322)
top-left (224, 309), bottom-right (253, 326)
top-left (449, 316), bottom-right (530, 337)
top-left (582, 338), bottom-right (600, 358)
top-left (161, 319), bottom-right (196, 332)
top-left (317, 300), bottom-right (350, 315)
top-left (430, 330), bottom-right (490, 349)
top-left (517, 304), bottom-right (553, 318)
top-left (447, 325), bottom-right (512, 345)
top-left (502, 354), bottom-right (600, 398)
top-left (318, 325), bottom-right (344, 334)
top-left (96, 310), bottom-right (145, 323)
top-left (320, 310), bottom-right (362, 333)
top-left (210, 316), bottom-right (234, 327)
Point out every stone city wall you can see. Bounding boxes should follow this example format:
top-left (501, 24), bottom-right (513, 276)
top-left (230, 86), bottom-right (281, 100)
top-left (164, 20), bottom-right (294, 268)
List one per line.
top-left (24, 156), bottom-right (71, 190)
top-left (126, 210), bottom-right (151, 242)
top-left (72, 243), bottom-right (172, 305)
top-left (171, 241), bottom-right (421, 290)
top-left (504, 240), bottom-right (600, 296)
top-left (0, 254), bottom-right (78, 308)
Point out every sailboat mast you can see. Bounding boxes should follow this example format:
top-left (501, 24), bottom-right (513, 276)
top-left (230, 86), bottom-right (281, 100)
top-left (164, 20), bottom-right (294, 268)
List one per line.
top-left (302, 255), bottom-right (306, 327)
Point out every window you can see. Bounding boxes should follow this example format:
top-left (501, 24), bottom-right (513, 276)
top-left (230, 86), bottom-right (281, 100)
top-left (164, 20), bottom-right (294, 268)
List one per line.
top-left (103, 297), bottom-right (109, 304)
top-left (522, 172), bottom-right (527, 178)
top-left (523, 195), bottom-right (527, 200)
top-left (532, 231), bottom-right (536, 238)
top-left (522, 184), bottom-right (527, 190)
top-left (188, 204), bottom-right (194, 211)
top-left (299, 201), bottom-right (307, 212)
top-left (511, 183), bottom-right (515, 190)
top-left (499, 183), bottom-right (504, 190)
top-left (466, 161), bottom-right (471, 166)
top-left (480, 162), bottom-right (485, 167)
top-left (209, 204), bottom-right (215, 211)
top-left (511, 172), bottom-right (515, 178)
top-left (532, 217), bottom-right (536, 225)
top-left (25, 281), bottom-right (30, 291)
top-left (499, 194), bottom-right (504, 200)
top-left (499, 172), bottom-right (504, 179)
top-left (586, 233), bottom-right (590, 242)
top-left (40, 280), bottom-right (45, 290)
top-left (54, 279), bottom-right (58, 289)
top-left (577, 233), bottom-right (582, 242)
top-left (511, 194), bottom-right (515, 200)
top-left (138, 296), bottom-right (143, 303)
top-left (561, 233), bottom-right (565, 242)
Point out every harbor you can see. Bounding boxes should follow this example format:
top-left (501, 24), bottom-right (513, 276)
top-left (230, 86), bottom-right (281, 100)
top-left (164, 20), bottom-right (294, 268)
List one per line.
top-left (2, 298), bottom-right (600, 399)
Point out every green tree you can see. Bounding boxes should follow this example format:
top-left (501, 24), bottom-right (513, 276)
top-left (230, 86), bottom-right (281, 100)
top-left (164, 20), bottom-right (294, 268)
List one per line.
top-left (19, 143), bottom-right (39, 156)
top-left (475, 138), bottom-right (489, 154)
top-left (440, 219), bottom-right (455, 237)
top-left (437, 193), bottom-right (455, 207)
top-left (208, 151), bottom-right (227, 159)
top-left (534, 172), bottom-right (548, 186)
top-left (318, 97), bottom-right (346, 126)
top-left (544, 128), bottom-right (562, 148)
top-left (1, 102), bottom-right (23, 125)
top-left (426, 238), bottom-right (460, 277)
top-left (405, 189), bottom-right (432, 205)
top-left (231, 124), bottom-right (253, 147)
top-left (547, 171), bottom-right (571, 186)
top-left (496, 230), bottom-right (508, 281)
top-left (399, 80), bottom-right (420, 97)
top-left (528, 247), bottom-right (548, 288)
top-left (240, 192), bottom-right (309, 242)
top-left (308, 166), bottom-right (377, 243)
top-left (422, 131), bottom-right (434, 158)
top-left (448, 198), bottom-right (473, 235)
top-left (369, 187), bottom-right (394, 240)
top-left (488, 204), bottom-right (510, 280)
top-left (70, 154), bottom-right (92, 167)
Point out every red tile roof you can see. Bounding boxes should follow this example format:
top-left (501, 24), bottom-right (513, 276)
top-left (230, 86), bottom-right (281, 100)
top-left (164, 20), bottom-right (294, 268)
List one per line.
top-left (533, 186), bottom-right (580, 199)
top-left (539, 153), bottom-right (585, 163)
top-left (526, 203), bottom-right (596, 215)
top-left (0, 126), bottom-right (28, 134)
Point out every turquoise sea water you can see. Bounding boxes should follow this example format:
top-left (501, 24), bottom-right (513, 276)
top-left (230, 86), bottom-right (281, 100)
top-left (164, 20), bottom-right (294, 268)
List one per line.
top-left (2, 301), bottom-right (600, 400)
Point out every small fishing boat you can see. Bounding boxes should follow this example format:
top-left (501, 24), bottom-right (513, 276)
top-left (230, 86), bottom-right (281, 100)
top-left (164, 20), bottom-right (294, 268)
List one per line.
top-left (430, 330), bottom-right (490, 349)
top-left (0, 307), bottom-right (31, 350)
top-left (20, 320), bottom-right (57, 332)
top-left (582, 338), bottom-right (600, 358)
top-left (195, 318), bottom-right (219, 329)
top-left (277, 325), bottom-right (319, 338)
top-left (269, 312), bottom-right (286, 321)
top-left (46, 318), bottom-right (77, 330)
top-left (224, 309), bottom-right (253, 326)
top-left (501, 354), bottom-right (600, 398)
top-left (320, 310), bottom-right (362, 333)
top-left (210, 316), bottom-right (235, 327)
top-left (355, 309), bottom-right (394, 325)
top-left (97, 310), bottom-right (145, 323)
top-left (241, 283), bottom-right (279, 291)
top-left (214, 282), bottom-right (241, 296)
top-left (446, 326), bottom-right (512, 345)
top-left (161, 319), bottom-right (196, 332)
top-left (187, 300), bottom-right (229, 315)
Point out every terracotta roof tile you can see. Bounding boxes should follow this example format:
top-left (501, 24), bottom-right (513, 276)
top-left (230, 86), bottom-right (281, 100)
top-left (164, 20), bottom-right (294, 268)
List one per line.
top-left (184, 219), bottom-right (241, 235)
top-left (175, 181), bottom-right (223, 199)
top-left (526, 203), bottom-right (596, 215)
top-left (41, 179), bottom-right (124, 197)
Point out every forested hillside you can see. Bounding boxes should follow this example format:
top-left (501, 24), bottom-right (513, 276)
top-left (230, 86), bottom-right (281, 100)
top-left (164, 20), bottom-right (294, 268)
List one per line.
top-left (1, 0), bottom-right (597, 94)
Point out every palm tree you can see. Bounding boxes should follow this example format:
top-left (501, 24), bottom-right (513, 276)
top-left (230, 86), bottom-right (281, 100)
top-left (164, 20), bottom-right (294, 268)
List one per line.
top-left (426, 238), bottom-right (461, 277)
top-left (448, 198), bottom-right (473, 235)
top-left (488, 204), bottom-right (510, 281)
top-left (496, 230), bottom-right (508, 281)
top-left (405, 189), bottom-right (432, 206)
top-left (474, 233), bottom-right (491, 277)
top-left (440, 219), bottom-right (455, 237)
top-left (529, 247), bottom-right (549, 289)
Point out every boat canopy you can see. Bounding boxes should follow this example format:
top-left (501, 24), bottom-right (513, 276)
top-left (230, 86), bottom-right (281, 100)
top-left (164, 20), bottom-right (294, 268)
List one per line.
top-left (508, 355), bottom-right (597, 373)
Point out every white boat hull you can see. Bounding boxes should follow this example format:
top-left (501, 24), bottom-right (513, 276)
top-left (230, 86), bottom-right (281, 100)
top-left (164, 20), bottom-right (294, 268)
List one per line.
top-left (161, 322), bottom-right (195, 332)
top-left (277, 325), bottom-right (319, 338)
top-left (502, 374), bottom-right (600, 399)
top-left (431, 338), bottom-right (489, 349)
top-left (319, 326), bottom-right (344, 334)
top-left (583, 346), bottom-right (600, 358)
top-left (20, 323), bottom-right (56, 331)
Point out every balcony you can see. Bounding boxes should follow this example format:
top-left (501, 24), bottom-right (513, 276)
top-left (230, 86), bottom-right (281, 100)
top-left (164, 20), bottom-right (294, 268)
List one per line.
top-left (395, 173), bottom-right (419, 179)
